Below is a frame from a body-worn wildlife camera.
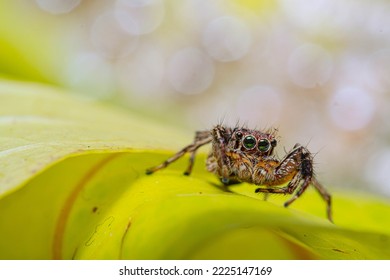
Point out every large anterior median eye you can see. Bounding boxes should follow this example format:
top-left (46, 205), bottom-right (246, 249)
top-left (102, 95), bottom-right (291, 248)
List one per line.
top-left (258, 139), bottom-right (271, 152)
top-left (242, 135), bottom-right (256, 150)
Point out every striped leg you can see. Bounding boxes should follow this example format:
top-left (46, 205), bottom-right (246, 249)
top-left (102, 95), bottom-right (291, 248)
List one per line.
top-left (311, 177), bottom-right (333, 222)
top-left (184, 131), bottom-right (212, 175)
top-left (254, 144), bottom-right (333, 222)
top-left (146, 131), bottom-right (212, 175)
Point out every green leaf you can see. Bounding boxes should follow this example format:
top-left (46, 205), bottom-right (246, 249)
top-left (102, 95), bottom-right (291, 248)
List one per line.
top-left (1, 79), bottom-right (390, 260)
top-left (0, 79), bottom-right (188, 198)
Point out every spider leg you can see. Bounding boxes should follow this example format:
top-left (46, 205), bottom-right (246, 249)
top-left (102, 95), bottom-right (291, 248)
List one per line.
top-left (254, 168), bottom-right (302, 195)
top-left (184, 131), bottom-right (212, 175)
top-left (211, 125), bottom-right (231, 179)
top-left (254, 143), bottom-right (333, 222)
top-left (282, 145), bottom-right (313, 207)
top-left (254, 183), bottom-right (295, 195)
top-left (283, 177), bottom-right (310, 207)
top-left (183, 150), bottom-right (197, 176)
top-left (311, 177), bottom-right (333, 222)
top-left (146, 131), bottom-right (212, 175)
top-left (284, 177), bottom-right (333, 222)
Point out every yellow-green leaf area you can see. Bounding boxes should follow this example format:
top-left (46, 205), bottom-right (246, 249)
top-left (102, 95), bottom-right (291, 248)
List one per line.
top-left (0, 79), bottom-right (390, 260)
top-left (0, 79), bottom-right (188, 197)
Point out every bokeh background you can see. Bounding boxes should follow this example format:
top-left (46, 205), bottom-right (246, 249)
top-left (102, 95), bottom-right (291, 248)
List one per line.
top-left (1, 0), bottom-right (390, 197)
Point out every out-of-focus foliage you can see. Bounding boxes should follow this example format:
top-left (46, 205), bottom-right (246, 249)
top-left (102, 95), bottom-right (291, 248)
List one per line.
top-left (1, 0), bottom-right (390, 197)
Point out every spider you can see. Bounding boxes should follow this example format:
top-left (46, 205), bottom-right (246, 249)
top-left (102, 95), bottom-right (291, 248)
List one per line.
top-left (146, 124), bottom-right (332, 222)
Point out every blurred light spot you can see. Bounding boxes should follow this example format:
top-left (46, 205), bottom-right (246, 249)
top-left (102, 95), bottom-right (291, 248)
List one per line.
top-left (173, 0), bottom-right (222, 34)
top-left (36, 0), bottom-right (81, 14)
top-left (279, 0), bottom-right (342, 30)
top-left (90, 11), bottom-right (139, 59)
top-left (118, 45), bottom-right (164, 98)
top-left (235, 86), bottom-right (282, 127)
top-left (115, 0), bottom-right (165, 35)
top-left (367, 5), bottom-right (390, 37)
top-left (328, 88), bottom-right (376, 131)
top-left (64, 52), bottom-right (115, 99)
top-left (118, 0), bottom-right (156, 6)
top-left (367, 49), bottom-right (390, 92)
top-left (288, 43), bottom-right (333, 88)
top-left (280, 0), bottom-right (327, 25)
top-left (365, 149), bottom-right (390, 196)
top-left (167, 47), bottom-right (215, 95)
top-left (202, 16), bottom-right (252, 62)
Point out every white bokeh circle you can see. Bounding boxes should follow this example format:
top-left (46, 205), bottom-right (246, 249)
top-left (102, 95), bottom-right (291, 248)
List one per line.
top-left (235, 86), bottom-right (283, 127)
top-left (167, 47), bottom-right (215, 95)
top-left (90, 11), bottom-right (139, 59)
top-left (328, 87), bottom-right (376, 131)
top-left (202, 16), bottom-right (252, 62)
top-left (36, 0), bottom-right (81, 14)
top-left (115, 0), bottom-right (165, 35)
top-left (288, 43), bottom-right (333, 88)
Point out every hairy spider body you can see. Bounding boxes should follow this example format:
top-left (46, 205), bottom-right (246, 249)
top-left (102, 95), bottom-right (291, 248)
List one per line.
top-left (146, 125), bottom-right (332, 222)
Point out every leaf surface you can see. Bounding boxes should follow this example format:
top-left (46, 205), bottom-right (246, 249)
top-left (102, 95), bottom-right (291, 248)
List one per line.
top-left (0, 79), bottom-right (188, 197)
top-left (1, 80), bottom-right (390, 260)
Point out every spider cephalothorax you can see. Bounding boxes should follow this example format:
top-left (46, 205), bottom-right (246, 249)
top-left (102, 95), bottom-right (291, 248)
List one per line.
top-left (146, 124), bottom-right (332, 222)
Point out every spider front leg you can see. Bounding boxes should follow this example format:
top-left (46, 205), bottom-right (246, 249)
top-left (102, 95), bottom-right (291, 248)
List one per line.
top-left (145, 130), bottom-right (212, 175)
top-left (254, 144), bottom-right (333, 222)
top-left (183, 130), bottom-right (212, 175)
top-left (210, 125), bottom-right (235, 181)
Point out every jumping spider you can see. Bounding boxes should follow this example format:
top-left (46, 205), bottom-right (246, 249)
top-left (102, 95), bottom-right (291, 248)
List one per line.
top-left (146, 125), bottom-right (332, 222)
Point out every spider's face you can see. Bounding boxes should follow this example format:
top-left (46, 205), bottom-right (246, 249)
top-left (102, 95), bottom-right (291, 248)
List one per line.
top-left (229, 128), bottom-right (277, 157)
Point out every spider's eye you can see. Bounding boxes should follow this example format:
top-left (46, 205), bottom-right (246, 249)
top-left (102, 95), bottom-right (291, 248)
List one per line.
top-left (235, 131), bottom-right (243, 138)
top-left (258, 139), bottom-right (271, 152)
top-left (243, 135), bottom-right (256, 150)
